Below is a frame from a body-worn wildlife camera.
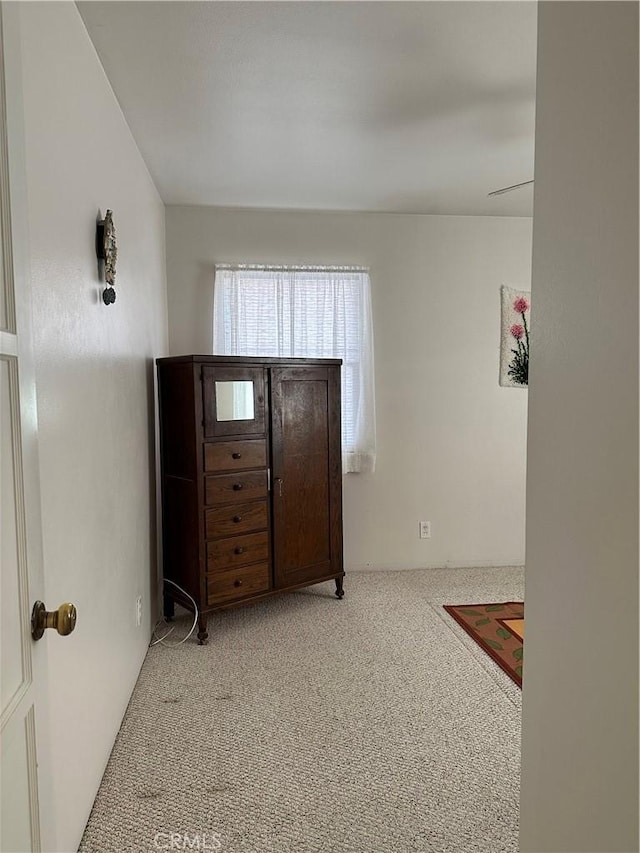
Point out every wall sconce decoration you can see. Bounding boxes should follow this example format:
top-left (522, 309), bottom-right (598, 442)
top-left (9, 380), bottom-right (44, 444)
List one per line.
top-left (96, 210), bottom-right (117, 305)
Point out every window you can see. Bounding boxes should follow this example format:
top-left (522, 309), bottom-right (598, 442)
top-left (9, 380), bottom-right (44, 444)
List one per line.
top-left (213, 265), bottom-right (376, 473)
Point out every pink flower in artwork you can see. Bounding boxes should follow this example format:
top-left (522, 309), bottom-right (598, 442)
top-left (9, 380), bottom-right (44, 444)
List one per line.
top-left (511, 323), bottom-right (524, 340)
top-left (513, 296), bottom-right (530, 314)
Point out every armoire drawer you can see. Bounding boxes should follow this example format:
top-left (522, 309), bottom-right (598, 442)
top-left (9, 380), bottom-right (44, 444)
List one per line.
top-left (207, 531), bottom-right (269, 571)
top-left (205, 500), bottom-right (268, 539)
top-left (206, 563), bottom-right (271, 605)
top-left (204, 439), bottom-right (267, 473)
top-left (205, 470), bottom-right (268, 505)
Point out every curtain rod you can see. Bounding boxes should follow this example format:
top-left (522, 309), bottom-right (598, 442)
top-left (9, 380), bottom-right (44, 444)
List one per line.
top-left (215, 263), bottom-right (369, 273)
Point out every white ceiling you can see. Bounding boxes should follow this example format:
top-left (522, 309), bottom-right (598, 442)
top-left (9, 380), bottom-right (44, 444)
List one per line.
top-left (78, 1), bottom-right (537, 216)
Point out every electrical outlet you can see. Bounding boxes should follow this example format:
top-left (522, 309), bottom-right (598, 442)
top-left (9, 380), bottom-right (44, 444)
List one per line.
top-left (419, 521), bottom-right (431, 539)
top-left (135, 596), bottom-right (142, 627)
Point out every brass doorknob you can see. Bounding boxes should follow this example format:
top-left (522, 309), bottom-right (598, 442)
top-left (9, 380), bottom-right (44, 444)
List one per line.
top-left (31, 601), bottom-right (77, 641)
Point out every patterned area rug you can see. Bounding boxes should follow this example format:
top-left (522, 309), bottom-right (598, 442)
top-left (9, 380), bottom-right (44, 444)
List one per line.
top-left (443, 602), bottom-right (524, 687)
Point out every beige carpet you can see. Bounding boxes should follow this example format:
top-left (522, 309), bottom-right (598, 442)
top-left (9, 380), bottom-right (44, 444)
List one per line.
top-left (79, 566), bottom-right (524, 853)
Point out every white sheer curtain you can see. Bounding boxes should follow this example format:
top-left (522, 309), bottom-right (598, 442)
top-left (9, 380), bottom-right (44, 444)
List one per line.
top-left (213, 265), bottom-right (376, 473)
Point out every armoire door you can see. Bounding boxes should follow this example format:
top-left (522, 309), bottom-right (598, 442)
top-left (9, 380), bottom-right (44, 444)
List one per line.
top-left (202, 364), bottom-right (266, 438)
top-left (270, 365), bottom-right (343, 588)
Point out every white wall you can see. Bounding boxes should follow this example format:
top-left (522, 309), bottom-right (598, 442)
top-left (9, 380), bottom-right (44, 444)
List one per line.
top-left (520, 3), bottom-right (638, 851)
top-left (166, 207), bottom-right (531, 570)
top-left (18, 4), bottom-right (168, 850)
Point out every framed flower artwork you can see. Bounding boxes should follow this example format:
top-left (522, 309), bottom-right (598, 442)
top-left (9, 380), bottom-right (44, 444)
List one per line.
top-left (500, 286), bottom-right (531, 387)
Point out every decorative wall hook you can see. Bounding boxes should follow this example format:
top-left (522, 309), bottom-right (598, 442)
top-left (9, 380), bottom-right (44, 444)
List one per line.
top-left (96, 210), bottom-right (117, 305)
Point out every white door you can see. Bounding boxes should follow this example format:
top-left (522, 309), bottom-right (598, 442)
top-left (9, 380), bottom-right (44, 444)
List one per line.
top-left (1, 5), bottom-right (65, 850)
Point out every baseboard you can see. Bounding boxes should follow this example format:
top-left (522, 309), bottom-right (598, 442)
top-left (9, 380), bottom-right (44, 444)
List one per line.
top-left (344, 562), bottom-right (525, 572)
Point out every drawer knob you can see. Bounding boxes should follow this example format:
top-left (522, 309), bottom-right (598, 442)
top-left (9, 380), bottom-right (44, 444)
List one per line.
top-left (234, 546), bottom-right (245, 555)
top-left (232, 452), bottom-right (242, 460)
top-left (232, 483), bottom-right (243, 491)
top-left (233, 515), bottom-right (242, 523)
top-left (234, 579), bottom-right (243, 587)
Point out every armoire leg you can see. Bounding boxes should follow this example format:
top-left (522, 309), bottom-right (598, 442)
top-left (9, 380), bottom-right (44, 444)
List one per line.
top-left (197, 613), bottom-right (209, 645)
top-left (163, 593), bottom-right (175, 621)
top-left (335, 576), bottom-right (345, 599)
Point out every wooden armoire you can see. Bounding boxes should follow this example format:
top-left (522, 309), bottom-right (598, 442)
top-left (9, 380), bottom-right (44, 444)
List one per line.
top-left (156, 355), bottom-right (344, 643)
